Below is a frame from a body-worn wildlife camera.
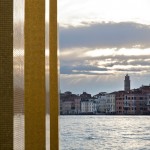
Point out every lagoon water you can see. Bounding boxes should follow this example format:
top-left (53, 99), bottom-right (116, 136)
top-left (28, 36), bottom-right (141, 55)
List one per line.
top-left (59, 116), bottom-right (150, 150)
top-left (14, 115), bottom-right (150, 150)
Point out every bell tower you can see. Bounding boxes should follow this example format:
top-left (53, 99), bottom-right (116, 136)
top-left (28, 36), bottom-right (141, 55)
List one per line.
top-left (124, 74), bottom-right (130, 91)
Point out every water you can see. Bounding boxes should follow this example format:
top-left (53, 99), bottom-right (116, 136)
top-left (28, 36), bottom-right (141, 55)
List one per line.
top-left (14, 115), bottom-right (150, 150)
top-left (59, 116), bottom-right (150, 150)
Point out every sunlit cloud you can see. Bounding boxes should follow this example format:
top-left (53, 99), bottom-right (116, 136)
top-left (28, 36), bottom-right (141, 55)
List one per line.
top-left (58, 0), bottom-right (150, 26)
top-left (85, 48), bottom-right (150, 57)
top-left (59, 46), bottom-right (150, 77)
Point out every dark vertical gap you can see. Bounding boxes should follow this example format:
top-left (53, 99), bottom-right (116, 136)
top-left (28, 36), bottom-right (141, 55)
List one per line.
top-left (0, 0), bottom-right (13, 149)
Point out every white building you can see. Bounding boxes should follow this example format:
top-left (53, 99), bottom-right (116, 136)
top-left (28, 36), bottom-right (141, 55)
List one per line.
top-left (94, 93), bottom-right (107, 114)
top-left (105, 93), bottom-right (116, 114)
top-left (81, 99), bottom-right (97, 114)
top-left (146, 93), bottom-right (150, 114)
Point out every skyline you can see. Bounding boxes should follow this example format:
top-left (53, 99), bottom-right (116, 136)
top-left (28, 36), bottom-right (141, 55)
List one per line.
top-left (60, 74), bottom-right (150, 96)
top-left (58, 0), bottom-right (150, 95)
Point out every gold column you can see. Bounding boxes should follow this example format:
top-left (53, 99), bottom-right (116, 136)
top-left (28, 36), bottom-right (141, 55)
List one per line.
top-left (0, 1), bottom-right (13, 149)
top-left (50, 0), bottom-right (59, 149)
top-left (25, 0), bottom-right (45, 149)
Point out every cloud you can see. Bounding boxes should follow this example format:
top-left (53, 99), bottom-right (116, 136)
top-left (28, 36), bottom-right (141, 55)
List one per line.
top-left (60, 65), bottom-right (108, 75)
top-left (59, 22), bottom-right (150, 49)
top-left (58, 23), bottom-right (150, 91)
top-left (59, 49), bottom-right (150, 75)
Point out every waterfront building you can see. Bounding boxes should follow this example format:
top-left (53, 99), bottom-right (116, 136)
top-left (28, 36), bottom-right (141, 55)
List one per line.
top-left (124, 89), bottom-right (139, 115)
top-left (74, 97), bottom-right (81, 114)
top-left (94, 93), bottom-right (107, 114)
top-left (80, 99), bottom-right (97, 114)
top-left (93, 92), bottom-right (107, 99)
top-left (60, 91), bottom-right (81, 115)
top-left (116, 91), bottom-right (125, 114)
top-left (139, 85), bottom-right (150, 114)
top-left (140, 85), bottom-right (150, 94)
top-left (124, 89), bottom-right (148, 115)
top-left (60, 84), bottom-right (150, 115)
top-left (124, 94), bottom-right (136, 115)
top-left (124, 74), bottom-right (130, 91)
top-left (61, 100), bottom-right (74, 114)
top-left (80, 92), bottom-right (92, 100)
top-left (105, 93), bottom-right (116, 114)
top-left (146, 93), bottom-right (150, 114)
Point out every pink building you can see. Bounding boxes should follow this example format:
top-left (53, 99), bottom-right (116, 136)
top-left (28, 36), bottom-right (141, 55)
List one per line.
top-left (124, 90), bottom-right (147, 115)
top-left (60, 92), bottom-right (81, 114)
top-left (116, 91), bottom-right (125, 114)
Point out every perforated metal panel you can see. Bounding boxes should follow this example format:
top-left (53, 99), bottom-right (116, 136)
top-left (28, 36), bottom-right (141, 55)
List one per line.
top-left (0, 1), bottom-right (13, 149)
top-left (13, 0), bottom-right (24, 149)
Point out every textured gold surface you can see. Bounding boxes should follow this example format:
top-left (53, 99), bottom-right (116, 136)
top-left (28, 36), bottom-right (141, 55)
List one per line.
top-left (25, 0), bottom-right (45, 149)
top-left (50, 0), bottom-right (59, 149)
top-left (0, 1), bottom-right (13, 149)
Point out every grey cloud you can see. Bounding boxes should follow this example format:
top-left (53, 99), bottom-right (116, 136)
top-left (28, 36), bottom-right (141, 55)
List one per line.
top-left (60, 65), bottom-right (107, 75)
top-left (115, 68), bottom-right (146, 72)
top-left (60, 53), bottom-right (150, 67)
top-left (83, 55), bottom-right (150, 65)
top-left (59, 22), bottom-right (150, 49)
top-left (128, 60), bottom-right (150, 66)
top-left (61, 52), bottom-right (150, 60)
top-left (101, 58), bottom-right (150, 68)
top-left (60, 54), bottom-right (150, 75)
top-left (58, 22), bottom-right (150, 75)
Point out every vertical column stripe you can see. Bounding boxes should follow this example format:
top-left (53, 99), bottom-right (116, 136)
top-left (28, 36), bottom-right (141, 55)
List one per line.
top-left (50, 0), bottom-right (59, 149)
top-left (0, 1), bottom-right (13, 149)
top-left (25, 0), bottom-right (45, 149)
top-left (0, 0), bottom-right (13, 149)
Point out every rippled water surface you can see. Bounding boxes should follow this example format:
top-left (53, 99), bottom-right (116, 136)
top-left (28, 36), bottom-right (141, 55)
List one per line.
top-left (59, 116), bottom-right (150, 150)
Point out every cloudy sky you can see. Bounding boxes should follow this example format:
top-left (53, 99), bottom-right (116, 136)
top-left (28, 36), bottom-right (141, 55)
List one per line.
top-left (58, 0), bottom-right (150, 95)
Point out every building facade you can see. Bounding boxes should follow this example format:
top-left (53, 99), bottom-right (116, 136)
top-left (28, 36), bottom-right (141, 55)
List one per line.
top-left (105, 93), bottom-right (116, 114)
top-left (94, 93), bottom-right (107, 114)
top-left (116, 91), bottom-right (125, 114)
top-left (124, 91), bottom-right (147, 115)
top-left (60, 84), bottom-right (150, 115)
top-left (146, 93), bottom-right (150, 114)
top-left (81, 99), bottom-right (96, 114)
top-left (60, 91), bottom-right (81, 115)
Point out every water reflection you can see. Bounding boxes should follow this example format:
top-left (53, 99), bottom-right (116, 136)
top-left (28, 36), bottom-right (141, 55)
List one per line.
top-left (60, 116), bottom-right (150, 150)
